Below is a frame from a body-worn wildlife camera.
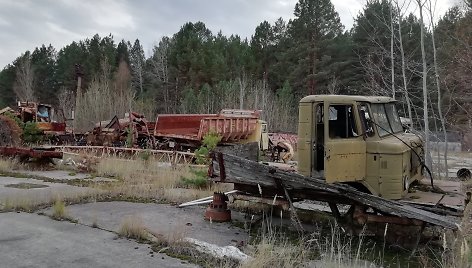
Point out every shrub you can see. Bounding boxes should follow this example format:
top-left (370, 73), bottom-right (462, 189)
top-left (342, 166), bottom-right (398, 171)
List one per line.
top-left (22, 121), bottom-right (43, 144)
top-left (180, 169), bottom-right (209, 189)
top-left (194, 146), bottom-right (210, 165)
top-left (139, 150), bottom-right (151, 164)
top-left (195, 132), bottom-right (222, 165)
top-left (2, 111), bottom-right (24, 128)
top-left (202, 131), bottom-right (222, 150)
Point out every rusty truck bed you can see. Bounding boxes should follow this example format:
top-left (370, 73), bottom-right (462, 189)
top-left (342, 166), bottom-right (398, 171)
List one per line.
top-left (154, 113), bottom-right (258, 142)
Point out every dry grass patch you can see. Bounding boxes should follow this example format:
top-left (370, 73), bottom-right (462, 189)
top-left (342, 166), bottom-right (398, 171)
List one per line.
top-left (51, 199), bottom-right (70, 220)
top-left (91, 156), bottom-right (233, 203)
top-left (0, 157), bottom-right (17, 173)
top-left (2, 197), bottom-right (34, 212)
top-left (0, 188), bottom-right (100, 213)
top-left (118, 215), bottom-right (149, 241)
top-left (240, 236), bottom-right (308, 268)
top-left (434, 203), bottom-right (472, 268)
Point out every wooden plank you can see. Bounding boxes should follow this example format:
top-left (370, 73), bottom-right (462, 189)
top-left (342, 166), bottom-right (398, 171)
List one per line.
top-left (210, 152), bottom-right (460, 230)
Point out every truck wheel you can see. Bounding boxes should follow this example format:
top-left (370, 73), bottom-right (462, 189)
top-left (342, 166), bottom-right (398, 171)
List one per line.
top-left (457, 168), bottom-right (471, 181)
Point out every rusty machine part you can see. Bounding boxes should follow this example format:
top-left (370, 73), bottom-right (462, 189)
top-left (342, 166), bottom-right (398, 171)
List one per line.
top-left (0, 115), bottom-right (22, 146)
top-left (204, 192), bottom-right (231, 222)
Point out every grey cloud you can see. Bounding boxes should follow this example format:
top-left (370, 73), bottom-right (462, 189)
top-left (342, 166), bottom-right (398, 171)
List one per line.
top-left (0, 0), bottom-right (452, 68)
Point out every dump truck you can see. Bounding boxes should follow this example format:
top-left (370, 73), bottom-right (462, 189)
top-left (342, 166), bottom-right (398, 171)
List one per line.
top-left (154, 109), bottom-right (269, 151)
top-left (210, 95), bottom-right (469, 237)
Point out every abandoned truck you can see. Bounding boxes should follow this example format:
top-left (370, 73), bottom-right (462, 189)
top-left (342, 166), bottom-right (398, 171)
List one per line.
top-left (154, 109), bottom-right (269, 151)
top-left (210, 95), bottom-right (468, 234)
top-left (297, 95), bottom-right (423, 200)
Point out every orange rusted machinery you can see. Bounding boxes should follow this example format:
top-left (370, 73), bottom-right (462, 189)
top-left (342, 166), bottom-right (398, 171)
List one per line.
top-left (15, 102), bottom-right (67, 135)
top-left (86, 112), bottom-right (156, 148)
top-left (0, 101), bottom-right (69, 145)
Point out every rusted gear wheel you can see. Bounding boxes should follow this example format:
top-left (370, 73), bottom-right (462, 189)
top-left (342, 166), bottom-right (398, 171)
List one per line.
top-left (0, 115), bottom-right (22, 146)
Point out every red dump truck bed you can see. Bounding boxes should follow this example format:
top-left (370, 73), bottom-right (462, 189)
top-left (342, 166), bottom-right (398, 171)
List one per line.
top-left (154, 110), bottom-right (259, 142)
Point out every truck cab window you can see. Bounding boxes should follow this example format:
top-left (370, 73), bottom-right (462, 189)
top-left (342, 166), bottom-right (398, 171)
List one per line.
top-left (370, 103), bottom-right (403, 137)
top-left (358, 103), bottom-right (374, 137)
top-left (328, 105), bottom-right (358, 139)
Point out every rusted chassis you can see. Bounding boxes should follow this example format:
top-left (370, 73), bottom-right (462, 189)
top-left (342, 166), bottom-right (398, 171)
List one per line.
top-left (209, 152), bottom-right (459, 231)
top-left (0, 146), bottom-right (63, 162)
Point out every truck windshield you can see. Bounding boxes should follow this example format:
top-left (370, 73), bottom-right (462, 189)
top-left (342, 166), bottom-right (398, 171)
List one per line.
top-left (370, 103), bottom-right (403, 137)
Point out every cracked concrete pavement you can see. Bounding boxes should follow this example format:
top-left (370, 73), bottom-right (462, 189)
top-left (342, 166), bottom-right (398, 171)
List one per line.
top-left (0, 212), bottom-right (197, 268)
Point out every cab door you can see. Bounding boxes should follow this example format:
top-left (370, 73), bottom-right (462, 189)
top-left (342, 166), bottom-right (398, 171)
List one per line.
top-left (324, 103), bottom-right (366, 183)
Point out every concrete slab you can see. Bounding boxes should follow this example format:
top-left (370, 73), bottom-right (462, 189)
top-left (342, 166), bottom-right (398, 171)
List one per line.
top-left (0, 176), bottom-right (97, 206)
top-left (0, 212), bottom-right (197, 268)
top-left (46, 202), bottom-right (249, 247)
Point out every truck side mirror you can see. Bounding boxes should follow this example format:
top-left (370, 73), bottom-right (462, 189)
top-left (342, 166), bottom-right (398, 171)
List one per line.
top-left (365, 118), bottom-right (374, 137)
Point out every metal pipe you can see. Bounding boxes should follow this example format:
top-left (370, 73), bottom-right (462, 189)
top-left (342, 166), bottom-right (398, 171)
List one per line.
top-left (178, 199), bottom-right (213, 207)
top-left (178, 190), bottom-right (238, 208)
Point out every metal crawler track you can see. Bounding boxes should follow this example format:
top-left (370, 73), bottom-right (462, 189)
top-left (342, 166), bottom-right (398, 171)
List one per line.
top-left (50, 145), bottom-right (196, 165)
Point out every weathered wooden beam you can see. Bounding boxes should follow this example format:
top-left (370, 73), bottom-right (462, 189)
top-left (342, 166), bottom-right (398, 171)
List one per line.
top-left (210, 152), bottom-right (460, 230)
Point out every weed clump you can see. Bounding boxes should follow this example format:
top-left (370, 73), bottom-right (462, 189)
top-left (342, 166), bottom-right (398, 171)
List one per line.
top-left (118, 215), bottom-right (148, 241)
top-left (51, 199), bottom-right (69, 220)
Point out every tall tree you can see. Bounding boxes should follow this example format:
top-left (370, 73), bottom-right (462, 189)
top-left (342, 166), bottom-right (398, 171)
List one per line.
top-left (31, 44), bottom-right (57, 103)
top-left (251, 20), bottom-right (274, 82)
top-left (149, 36), bottom-right (173, 112)
top-left (128, 39), bottom-right (146, 95)
top-left (426, 0), bottom-right (448, 177)
top-left (56, 41), bottom-right (88, 92)
top-left (0, 65), bottom-right (17, 106)
top-left (13, 52), bottom-right (35, 101)
top-left (169, 22), bottom-right (213, 95)
top-left (417, 0), bottom-right (431, 169)
top-left (352, 0), bottom-right (397, 96)
top-left (288, 0), bottom-right (343, 95)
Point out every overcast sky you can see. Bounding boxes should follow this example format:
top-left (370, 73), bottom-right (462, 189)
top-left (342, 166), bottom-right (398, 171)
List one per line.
top-left (0, 0), bottom-right (456, 69)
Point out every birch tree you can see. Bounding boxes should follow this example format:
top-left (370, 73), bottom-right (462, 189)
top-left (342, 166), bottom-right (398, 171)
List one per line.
top-left (394, 0), bottom-right (414, 128)
top-left (150, 37), bottom-right (172, 113)
top-left (13, 52), bottom-right (35, 102)
top-left (426, 0), bottom-right (448, 177)
top-left (417, 0), bottom-right (432, 169)
top-left (128, 39), bottom-right (146, 95)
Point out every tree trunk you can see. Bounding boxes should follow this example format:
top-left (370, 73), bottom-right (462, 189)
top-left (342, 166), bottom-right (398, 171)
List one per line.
top-left (396, 2), bottom-right (413, 129)
top-left (390, 0), bottom-right (395, 99)
top-left (418, 0), bottom-right (431, 170)
top-left (428, 0), bottom-right (448, 179)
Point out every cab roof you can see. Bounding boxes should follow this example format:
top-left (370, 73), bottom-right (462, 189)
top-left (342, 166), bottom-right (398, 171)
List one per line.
top-left (299, 95), bottom-right (396, 104)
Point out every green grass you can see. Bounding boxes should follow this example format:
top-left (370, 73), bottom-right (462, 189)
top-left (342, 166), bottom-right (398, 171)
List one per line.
top-left (180, 169), bottom-right (209, 189)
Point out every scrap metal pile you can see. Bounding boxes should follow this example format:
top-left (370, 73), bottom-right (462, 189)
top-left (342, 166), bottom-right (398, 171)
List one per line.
top-left (84, 109), bottom-right (268, 151)
top-left (0, 101), bottom-right (295, 164)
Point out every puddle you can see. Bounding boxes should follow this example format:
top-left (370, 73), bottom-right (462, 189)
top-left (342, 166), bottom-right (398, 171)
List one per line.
top-left (4, 183), bottom-right (49, 189)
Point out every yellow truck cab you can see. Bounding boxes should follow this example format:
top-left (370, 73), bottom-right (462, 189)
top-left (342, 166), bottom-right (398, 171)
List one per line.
top-left (297, 95), bottom-right (423, 200)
